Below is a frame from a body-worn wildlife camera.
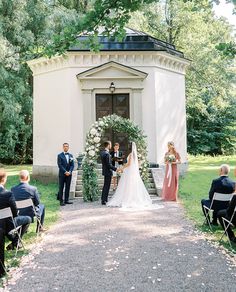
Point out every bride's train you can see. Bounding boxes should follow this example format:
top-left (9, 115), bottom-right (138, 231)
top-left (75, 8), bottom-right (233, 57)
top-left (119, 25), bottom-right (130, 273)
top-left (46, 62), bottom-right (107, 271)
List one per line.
top-left (107, 142), bottom-right (163, 211)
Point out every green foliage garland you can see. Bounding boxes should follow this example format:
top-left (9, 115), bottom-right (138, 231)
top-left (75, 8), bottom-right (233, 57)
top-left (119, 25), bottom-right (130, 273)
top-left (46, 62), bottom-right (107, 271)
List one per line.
top-left (82, 114), bottom-right (149, 202)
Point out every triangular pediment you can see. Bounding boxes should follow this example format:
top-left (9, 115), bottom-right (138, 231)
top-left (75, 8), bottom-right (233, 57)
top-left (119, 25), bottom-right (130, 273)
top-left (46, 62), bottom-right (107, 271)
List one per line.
top-left (77, 61), bottom-right (147, 80)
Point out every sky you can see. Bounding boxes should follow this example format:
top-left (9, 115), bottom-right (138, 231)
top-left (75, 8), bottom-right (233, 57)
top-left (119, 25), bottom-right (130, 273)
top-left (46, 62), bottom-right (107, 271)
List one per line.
top-left (213, 0), bottom-right (235, 26)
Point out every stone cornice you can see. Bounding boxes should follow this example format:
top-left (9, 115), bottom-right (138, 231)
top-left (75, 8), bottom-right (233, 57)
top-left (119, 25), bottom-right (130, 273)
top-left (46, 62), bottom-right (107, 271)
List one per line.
top-left (27, 51), bottom-right (190, 76)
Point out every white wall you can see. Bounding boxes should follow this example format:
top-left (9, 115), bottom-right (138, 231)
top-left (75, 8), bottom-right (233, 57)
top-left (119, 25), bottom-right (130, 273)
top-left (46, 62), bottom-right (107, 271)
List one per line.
top-left (154, 68), bottom-right (187, 164)
top-left (135, 67), bottom-right (158, 163)
top-left (33, 68), bottom-right (82, 173)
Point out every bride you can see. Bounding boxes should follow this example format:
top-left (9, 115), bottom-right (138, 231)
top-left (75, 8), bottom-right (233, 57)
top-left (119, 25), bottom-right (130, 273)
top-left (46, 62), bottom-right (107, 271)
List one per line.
top-left (107, 142), bottom-right (157, 209)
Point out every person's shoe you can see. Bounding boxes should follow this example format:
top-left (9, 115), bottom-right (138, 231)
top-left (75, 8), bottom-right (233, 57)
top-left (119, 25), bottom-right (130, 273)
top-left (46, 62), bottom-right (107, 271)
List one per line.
top-left (60, 201), bottom-right (65, 206)
top-left (0, 271), bottom-right (6, 278)
top-left (6, 243), bottom-right (15, 251)
top-left (65, 201), bottom-right (73, 204)
top-left (211, 220), bottom-right (218, 226)
top-left (230, 237), bottom-right (236, 243)
top-left (39, 227), bottom-right (48, 232)
top-left (101, 202), bottom-right (106, 205)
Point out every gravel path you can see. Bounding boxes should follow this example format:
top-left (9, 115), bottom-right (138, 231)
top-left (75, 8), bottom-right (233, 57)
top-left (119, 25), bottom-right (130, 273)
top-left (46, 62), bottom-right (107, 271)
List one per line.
top-left (3, 198), bottom-right (236, 292)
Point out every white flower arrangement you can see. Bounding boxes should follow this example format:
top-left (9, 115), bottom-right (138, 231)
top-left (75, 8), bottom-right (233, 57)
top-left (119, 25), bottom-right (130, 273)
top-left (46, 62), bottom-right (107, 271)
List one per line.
top-left (90, 128), bottom-right (97, 135)
top-left (83, 114), bottom-right (149, 202)
top-left (88, 150), bottom-right (95, 157)
top-left (94, 137), bottom-right (101, 143)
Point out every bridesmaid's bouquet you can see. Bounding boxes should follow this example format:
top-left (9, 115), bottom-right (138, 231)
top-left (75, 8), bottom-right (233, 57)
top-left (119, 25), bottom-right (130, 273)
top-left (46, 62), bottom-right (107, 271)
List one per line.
top-left (166, 154), bottom-right (176, 163)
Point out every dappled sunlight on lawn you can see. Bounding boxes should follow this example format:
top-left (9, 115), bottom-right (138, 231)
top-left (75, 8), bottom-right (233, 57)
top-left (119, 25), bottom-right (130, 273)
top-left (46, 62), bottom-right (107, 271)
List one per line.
top-left (4, 165), bottom-right (32, 176)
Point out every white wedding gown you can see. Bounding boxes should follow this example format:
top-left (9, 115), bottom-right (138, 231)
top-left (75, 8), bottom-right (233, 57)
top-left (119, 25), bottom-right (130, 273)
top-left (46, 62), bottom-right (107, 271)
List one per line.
top-left (107, 142), bottom-right (162, 210)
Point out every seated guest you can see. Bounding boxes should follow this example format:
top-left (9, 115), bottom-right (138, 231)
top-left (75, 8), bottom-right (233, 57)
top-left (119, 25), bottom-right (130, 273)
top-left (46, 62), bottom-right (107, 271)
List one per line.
top-left (0, 228), bottom-right (5, 277)
top-left (201, 164), bottom-right (235, 225)
top-left (217, 194), bottom-right (236, 243)
top-left (0, 169), bottom-right (31, 250)
top-left (11, 170), bottom-right (46, 232)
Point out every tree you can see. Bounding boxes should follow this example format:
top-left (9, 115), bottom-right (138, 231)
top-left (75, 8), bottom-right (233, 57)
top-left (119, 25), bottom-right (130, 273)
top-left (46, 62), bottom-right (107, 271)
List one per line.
top-left (0, 0), bottom-right (156, 163)
top-left (129, 0), bottom-right (236, 155)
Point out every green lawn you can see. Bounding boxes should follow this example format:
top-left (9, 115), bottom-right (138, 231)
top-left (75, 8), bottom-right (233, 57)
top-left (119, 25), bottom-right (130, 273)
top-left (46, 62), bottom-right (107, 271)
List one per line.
top-left (179, 155), bottom-right (236, 251)
top-left (2, 165), bottom-right (59, 274)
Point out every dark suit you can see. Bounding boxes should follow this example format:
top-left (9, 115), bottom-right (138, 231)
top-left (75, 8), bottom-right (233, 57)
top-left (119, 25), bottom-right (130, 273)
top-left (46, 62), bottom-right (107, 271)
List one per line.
top-left (0, 186), bottom-right (31, 246)
top-left (101, 150), bottom-right (117, 203)
top-left (218, 195), bottom-right (236, 240)
top-left (0, 228), bottom-right (5, 277)
top-left (201, 176), bottom-right (235, 222)
top-left (110, 151), bottom-right (124, 166)
top-left (11, 182), bottom-right (45, 229)
top-left (57, 152), bottom-right (74, 203)
top-left (0, 186), bottom-right (18, 232)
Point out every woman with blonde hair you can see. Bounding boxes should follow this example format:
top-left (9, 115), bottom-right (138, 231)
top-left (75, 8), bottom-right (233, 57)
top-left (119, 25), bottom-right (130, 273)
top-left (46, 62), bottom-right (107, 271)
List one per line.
top-left (162, 141), bottom-right (181, 201)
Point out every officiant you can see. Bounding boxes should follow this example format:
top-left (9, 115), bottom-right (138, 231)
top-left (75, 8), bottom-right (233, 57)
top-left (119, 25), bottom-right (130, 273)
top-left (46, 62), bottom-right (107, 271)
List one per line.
top-left (110, 143), bottom-right (124, 191)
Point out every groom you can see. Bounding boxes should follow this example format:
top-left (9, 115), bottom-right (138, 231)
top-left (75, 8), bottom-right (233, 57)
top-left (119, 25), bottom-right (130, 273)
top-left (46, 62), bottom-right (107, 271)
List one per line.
top-left (100, 141), bottom-right (118, 205)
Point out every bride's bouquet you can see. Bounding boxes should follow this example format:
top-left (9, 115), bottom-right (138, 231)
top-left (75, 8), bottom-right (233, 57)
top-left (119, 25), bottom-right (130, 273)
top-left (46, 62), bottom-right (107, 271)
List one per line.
top-left (166, 154), bottom-right (176, 163)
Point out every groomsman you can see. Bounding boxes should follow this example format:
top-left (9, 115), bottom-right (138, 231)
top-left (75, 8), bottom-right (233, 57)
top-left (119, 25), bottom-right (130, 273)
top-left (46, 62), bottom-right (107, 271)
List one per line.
top-left (57, 143), bottom-right (74, 206)
top-left (100, 141), bottom-right (117, 205)
top-left (11, 170), bottom-right (46, 232)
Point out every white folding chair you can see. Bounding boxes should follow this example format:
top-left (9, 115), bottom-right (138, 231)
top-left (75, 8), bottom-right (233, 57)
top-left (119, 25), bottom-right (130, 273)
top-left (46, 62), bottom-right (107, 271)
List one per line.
top-left (0, 228), bottom-right (7, 276)
top-left (0, 207), bottom-right (25, 256)
top-left (219, 206), bottom-right (236, 248)
top-left (203, 192), bottom-right (233, 231)
top-left (15, 199), bottom-right (43, 236)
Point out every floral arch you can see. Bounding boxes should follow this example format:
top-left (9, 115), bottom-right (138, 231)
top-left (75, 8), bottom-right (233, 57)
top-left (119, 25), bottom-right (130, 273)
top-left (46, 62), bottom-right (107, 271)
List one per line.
top-left (82, 114), bottom-right (149, 202)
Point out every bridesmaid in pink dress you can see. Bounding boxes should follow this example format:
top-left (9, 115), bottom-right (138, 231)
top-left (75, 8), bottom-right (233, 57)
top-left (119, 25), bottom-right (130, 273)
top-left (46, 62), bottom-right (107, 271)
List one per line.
top-left (162, 142), bottom-right (181, 201)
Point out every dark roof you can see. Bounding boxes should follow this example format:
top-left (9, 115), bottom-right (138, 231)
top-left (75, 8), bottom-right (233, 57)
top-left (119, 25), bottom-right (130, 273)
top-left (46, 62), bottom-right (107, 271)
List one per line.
top-left (68, 28), bottom-right (185, 59)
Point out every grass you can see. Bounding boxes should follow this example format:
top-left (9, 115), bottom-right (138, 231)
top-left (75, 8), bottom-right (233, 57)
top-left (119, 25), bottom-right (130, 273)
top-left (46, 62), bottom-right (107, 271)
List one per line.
top-left (2, 165), bottom-right (59, 279)
top-left (179, 155), bottom-right (236, 252)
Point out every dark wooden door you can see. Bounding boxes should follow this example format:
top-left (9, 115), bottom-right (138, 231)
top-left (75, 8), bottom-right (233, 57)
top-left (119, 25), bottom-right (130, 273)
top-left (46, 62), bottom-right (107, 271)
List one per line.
top-left (96, 93), bottom-right (129, 156)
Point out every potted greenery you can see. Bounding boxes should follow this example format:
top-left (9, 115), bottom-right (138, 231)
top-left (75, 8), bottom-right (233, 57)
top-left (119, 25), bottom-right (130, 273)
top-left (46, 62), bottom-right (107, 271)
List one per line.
top-left (77, 152), bottom-right (85, 169)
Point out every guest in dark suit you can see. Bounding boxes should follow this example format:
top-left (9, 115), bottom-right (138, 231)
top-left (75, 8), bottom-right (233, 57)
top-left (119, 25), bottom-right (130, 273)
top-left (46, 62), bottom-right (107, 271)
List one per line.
top-left (100, 141), bottom-right (118, 205)
top-left (110, 142), bottom-right (124, 191)
top-left (57, 143), bottom-right (74, 206)
top-left (0, 169), bottom-right (31, 251)
top-left (201, 164), bottom-right (235, 225)
top-left (217, 194), bottom-right (236, 243)
top-left (0, 228), bottom-right (5, 277)
top-left (11, 170), bottom-right (46, 232)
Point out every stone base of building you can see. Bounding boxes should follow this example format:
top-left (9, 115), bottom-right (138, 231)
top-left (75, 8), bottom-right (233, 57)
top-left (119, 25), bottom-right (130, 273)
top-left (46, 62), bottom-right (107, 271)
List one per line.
top-left (32, 165), bottom-right (58, 184)
top-left (32, 165), bottom-right (78, 199)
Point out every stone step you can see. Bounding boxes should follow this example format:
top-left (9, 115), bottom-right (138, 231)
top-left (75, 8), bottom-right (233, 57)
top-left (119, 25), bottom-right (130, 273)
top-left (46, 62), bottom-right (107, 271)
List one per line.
top-left (75, 188), bottom-right (157, 197)
top-left (77, 173), bottom-right (154, 179)
top-left (77, 169), bottom-right (154, 176)
top-left (75, 182), bottom-right (156, 191)
top-left (74, 194), bottom-right (161, 200)
top-left (76, 178), bottom-right (155, 185)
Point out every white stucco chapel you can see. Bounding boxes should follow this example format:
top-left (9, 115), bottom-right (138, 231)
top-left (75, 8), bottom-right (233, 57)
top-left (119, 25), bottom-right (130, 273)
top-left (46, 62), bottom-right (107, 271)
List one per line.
top-left (27, 28), bottom-right (190, 179)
